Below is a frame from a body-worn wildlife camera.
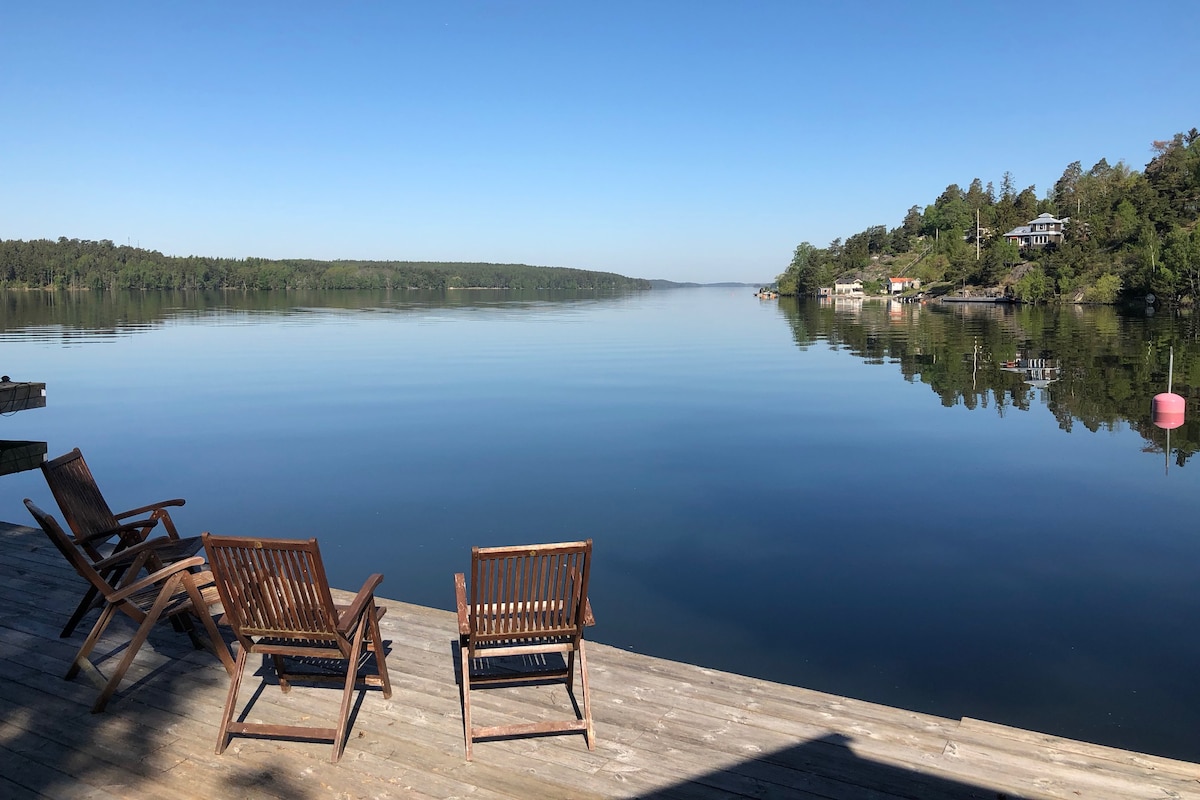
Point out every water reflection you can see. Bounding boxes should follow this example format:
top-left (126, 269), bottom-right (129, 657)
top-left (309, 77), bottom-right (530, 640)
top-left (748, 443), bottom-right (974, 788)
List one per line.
top-left (6, 290), bottom-right (1195, 467)
top-left (778, 297), bottom-right (1198, 467)
top-left (0, 288), bottom-right (639, 341)
top-left (999, 355), bottom-right (1061, 391)
top-left (0, 440), bottom-right (47, 475)
top-left (0, 379), bottom-right (46, 413)
top-left (0, 377), bottom-right (48, 474)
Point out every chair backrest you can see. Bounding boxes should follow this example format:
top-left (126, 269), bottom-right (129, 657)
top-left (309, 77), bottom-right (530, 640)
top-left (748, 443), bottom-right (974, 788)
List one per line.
top-left (41, 448), bottom-right (120, 543)
top-left (467, 540), bottom-right (592, 645)
top-left (24, 498), bottom-right (114, 596)
top-left (202, 534), bottom-right (342, 648)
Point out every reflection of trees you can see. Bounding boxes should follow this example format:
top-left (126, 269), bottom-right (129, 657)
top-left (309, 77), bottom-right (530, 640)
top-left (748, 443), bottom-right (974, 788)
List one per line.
top-left (0, 288), bottom-right (635, 339)
top-left (777, 298), bottom-right (1199, 466)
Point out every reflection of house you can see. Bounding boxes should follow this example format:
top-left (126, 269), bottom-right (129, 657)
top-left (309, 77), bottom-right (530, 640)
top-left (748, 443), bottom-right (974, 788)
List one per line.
top-left (834, 277), bottom-right (864, 296)
top-left (887, 277), bottom-right (919, 294)
top-left (1000, 357), bottom-right (1061, 389)
top-left (820, 294), bottom-right (864, 313)
top-left (1003, 213), bottom-right (1069, 250)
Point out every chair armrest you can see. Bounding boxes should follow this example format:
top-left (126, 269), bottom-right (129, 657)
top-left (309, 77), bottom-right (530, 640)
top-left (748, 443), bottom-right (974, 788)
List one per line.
top-left (92, 535), bottom-right (199, 571)
top-left (77, 517), bottom-right (159, 546)
top-left (107, 556), bottom-right (207, 602)
top-left (114, 498), bottom-right (186, 519)
top-left (454, 573), bottom-right (470, 635)
top-left (563, 565), bottom-right (595, 626)
top-left (336, 574), bottom-right (384, 634)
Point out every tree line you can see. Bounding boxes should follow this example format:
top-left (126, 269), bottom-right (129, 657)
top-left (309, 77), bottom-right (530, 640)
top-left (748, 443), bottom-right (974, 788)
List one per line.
top-left (778, 126), bottom-right (1200, 304)
top-left (0, 238), bottom-right (650, 291)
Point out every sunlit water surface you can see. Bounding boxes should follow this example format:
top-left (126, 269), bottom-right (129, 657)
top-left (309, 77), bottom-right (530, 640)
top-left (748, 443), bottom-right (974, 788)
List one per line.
top-left (3, 288), bottom-right (1198, 760)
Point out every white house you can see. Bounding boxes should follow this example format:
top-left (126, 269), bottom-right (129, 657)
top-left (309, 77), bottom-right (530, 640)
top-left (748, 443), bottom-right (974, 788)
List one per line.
top-left (833, 277), bottom-right (864, 296)
top-left (1003, 213), bottom-right (1070, 250)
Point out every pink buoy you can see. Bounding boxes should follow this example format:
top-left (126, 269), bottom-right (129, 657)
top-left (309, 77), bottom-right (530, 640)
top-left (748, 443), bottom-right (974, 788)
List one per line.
top-left (1152, 392), bottom-right (1185, 430)
top-left (1153, 347), bottom-right (1186, 430)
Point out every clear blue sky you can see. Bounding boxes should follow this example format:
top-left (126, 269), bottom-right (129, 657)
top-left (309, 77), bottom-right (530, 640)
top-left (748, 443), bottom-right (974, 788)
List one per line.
top-left (2, 2), bottom-right (1197, 284)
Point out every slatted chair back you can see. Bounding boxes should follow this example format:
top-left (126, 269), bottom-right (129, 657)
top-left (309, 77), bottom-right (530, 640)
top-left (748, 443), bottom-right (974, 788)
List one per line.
top-left (41, 448), bottom-right (121, 550)
top-left (202, 535), bottom-right (344, 655)
top-left (39, 448), bottom-right (194, 638)
top-left (25, 497), bottom-right (119, 596)
top-left (466, 540), bottom-right (592, 655)
top-left (201, 533), bottom-right (392, 763)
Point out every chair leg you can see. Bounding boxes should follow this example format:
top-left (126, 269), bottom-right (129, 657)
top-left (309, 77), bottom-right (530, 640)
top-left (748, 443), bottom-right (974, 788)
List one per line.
top-left (61, 585), bottom-right (102, 638)
top-left (460, 641), bottom-right (473, 761)
top-left (182, 576), bottom-right (235, 676)
top-left (332, 617), bottom-right (368, 763)
top-left (217, 644), bottom-right (248, 755)
top-left (577, 640), bottom-right (595, 750)
top-left (92, 575), bottom-right (182, 713)
top-left (66, 602), bottom-right (123, 680)
top-left (65, 557), bottom-right (137, 639)
top-left (273, 655), bottom-right (289, 692)
top-left (367, 606), bottom-right (391, 698)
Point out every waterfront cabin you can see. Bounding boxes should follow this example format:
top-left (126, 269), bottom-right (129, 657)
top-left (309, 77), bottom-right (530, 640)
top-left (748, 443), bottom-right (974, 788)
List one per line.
top-left (833, 277), bottom-right (864, 296)
top-left (1003, 213), bottom-right (1070, 250)
top-left (888, 276), bottom-right (920, 295)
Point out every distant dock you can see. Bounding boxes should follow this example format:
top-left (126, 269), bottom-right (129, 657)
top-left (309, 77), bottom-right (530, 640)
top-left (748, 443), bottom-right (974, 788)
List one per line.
top-left (2, 520), bottom-right (1197, 798)
top-left (939, 296), bottom-right (1014, 304)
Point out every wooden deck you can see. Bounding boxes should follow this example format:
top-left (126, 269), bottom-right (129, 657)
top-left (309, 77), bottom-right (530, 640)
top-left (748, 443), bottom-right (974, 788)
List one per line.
top-left (2, 521), bottom-right (1198, 799)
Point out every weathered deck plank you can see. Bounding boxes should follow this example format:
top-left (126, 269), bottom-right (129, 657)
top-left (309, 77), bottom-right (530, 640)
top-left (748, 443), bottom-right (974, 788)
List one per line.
top-left (2, 520), bottom-right (1197, 799)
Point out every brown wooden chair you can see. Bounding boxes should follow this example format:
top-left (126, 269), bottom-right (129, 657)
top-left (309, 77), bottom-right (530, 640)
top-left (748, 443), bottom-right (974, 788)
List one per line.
top-left (201, 533), bottom-right (392, 763)
top-left (41, 447), bottom-right (202, 637)
top-left (23, 499), bottom-right (234, 713)
top-left (454, 539), bottom-right (595, 760)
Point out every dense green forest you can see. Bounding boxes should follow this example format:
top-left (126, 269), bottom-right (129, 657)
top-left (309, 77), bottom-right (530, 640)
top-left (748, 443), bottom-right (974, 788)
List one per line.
top-left (778, 127), bottom-right (1200, 304)
top-left (0, 238), bottom-right (650, 291)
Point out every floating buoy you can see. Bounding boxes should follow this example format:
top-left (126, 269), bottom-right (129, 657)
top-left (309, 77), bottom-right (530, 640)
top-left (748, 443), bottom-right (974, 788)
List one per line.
top-left (1152, 346), bottom-right (1185, 430)
top-left (1153, 391), bottom-right (1185, 429)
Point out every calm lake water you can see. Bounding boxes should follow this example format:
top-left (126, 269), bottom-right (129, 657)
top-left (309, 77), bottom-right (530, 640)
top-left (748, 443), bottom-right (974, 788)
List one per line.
top-left (3, 288), bottom-right (1198, 761)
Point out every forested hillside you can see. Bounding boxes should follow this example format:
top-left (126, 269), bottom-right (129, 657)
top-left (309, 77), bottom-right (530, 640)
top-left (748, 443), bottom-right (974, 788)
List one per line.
top-left (0, 239), bottom-right (650, 291)
top-left (778, 127), bottom-right (1200, 303)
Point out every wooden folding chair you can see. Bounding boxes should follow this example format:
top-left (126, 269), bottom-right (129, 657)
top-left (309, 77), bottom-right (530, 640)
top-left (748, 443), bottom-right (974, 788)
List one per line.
top-left (41, 447), bottom-right (201, 637)
top-left (202, 533), bottom-right (392, 763)
top-left (24, 499), bottom-right (234, 713)
top-left (454, 539), bottom-right (595, 760)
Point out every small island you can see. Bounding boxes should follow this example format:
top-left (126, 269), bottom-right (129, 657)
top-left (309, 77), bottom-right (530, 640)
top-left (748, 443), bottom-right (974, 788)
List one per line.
top-left (774, 126), bottom-right (1200, 306)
